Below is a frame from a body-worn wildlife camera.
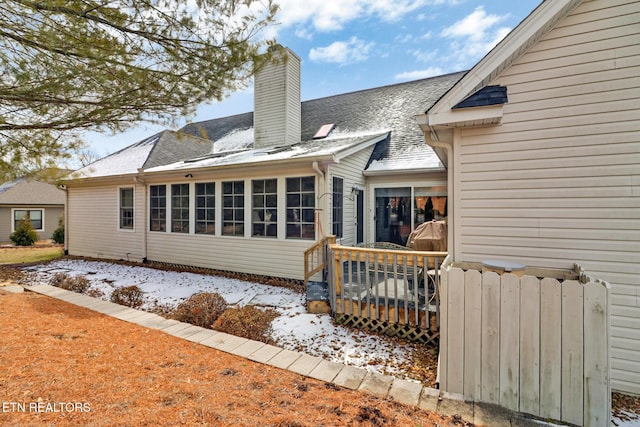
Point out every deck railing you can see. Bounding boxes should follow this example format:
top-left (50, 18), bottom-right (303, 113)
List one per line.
top-left (327, 242), bottom-right (447, 343)
top-left (303, 236), bottom-right (335, 284)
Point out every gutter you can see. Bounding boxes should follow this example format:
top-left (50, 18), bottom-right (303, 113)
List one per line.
top-left (363, 166), bottom-right (446, 177)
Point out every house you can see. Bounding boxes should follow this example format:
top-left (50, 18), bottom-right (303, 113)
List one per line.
top-left (64, 47), bottom-right (464, 282)
top-left (0, 176), bottom-right (66, 243)
top-left (418, 0), bottom-right (640, 395)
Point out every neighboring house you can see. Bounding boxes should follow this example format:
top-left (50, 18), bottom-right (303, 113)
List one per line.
top-left (0, 177), bottom-right (65, 242)
top-left (64, 47), bottom-right (463, 281)
top-left (418, 0), bottom-right (639, 394)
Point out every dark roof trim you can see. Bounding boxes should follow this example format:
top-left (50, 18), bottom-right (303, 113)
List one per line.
top-left (453, 85), bottom-right (508, 109)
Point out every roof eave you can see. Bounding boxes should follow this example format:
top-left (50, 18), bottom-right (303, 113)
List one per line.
top-left (427, 0), bottom-right (584, 115)
top-left (363, 166), bottom-right (445, 177)
top-left (425, 104), bottom-right (504, 129)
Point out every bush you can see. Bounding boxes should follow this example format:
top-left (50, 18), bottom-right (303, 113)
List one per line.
top-left (49, 273), bottom-right (90, 293)
top-left (110, 285), bottom-right (144, 308)
top-left (10, 217), bottom-right (38, 246)
top-left (171, 292), bottom-right (227, 329)
top-left (52, 216), bottom-right (64, 244)
top-left (214, 306), bottom-right (278, 344)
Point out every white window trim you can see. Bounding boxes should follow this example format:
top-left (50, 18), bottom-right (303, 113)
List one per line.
top-left (149, 184), bottom-right (167, 233)
top-left (118, 186), bottom-right (135, 232)
top-left (11, 208), bottom-right (45, 232)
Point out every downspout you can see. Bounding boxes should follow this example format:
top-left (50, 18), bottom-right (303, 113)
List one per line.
top-left (135, 169), bottom-right (147, 263)
top-left (312, 161), bottom-right (325, 239)
top-left (425, 126), bottom-right (455, 259)
top-left (425, 125), bottom-right (454, 391)
top-left (58, 184), bottom-right (69, 256)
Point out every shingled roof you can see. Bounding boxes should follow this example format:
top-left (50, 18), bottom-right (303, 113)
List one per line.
top-left (74, 71), bottom-right (466, 179)
top-left (179, 71), bottom-right (466, 173)
top-left (73, 130), bottom-right (213, 179)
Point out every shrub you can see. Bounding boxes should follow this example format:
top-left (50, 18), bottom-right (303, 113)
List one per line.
top-left (214, 306), bottom-right (278, 344)
top-left (10, 217), bottom-right (38, 246)
top-left (52, 216), bottom-right (64, 244)
top-left (49, 273), bottom-right (90, 293)
top-left (110, 285), bottom-right (144, 308)
top-left (171, 292), bottom-right (227, 329)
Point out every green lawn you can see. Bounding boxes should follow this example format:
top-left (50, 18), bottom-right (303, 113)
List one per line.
top-left (0, 245), bottom-right (64, 264)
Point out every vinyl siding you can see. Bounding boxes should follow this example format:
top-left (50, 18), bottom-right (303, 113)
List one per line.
top-left (327, 147), bottom-right (374, 246)
top-left (67, 183), bottom-right (146, 261)
top-left (146, 233), bottom-right (311, 280)
top-left (455, 0), bottom-right (640, 393)
top-left (0, 206), bottom-right (63, 242)
top-left (253, 49), bottom-right (301, 148)
top-left (66, 164), bottom-right (325, 281)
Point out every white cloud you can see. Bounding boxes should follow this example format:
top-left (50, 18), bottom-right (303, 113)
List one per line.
top-left (441, 7), bottom-right (508, 41)
top-left (410, 48), bottom-right (439, 63)
top-left (395, 66), bottom-right (444, 80)
top-left (309, 37), bottom-right (374, 64)
top-left (275, 0), bottom-right (433, 32)
top-left (439, 7), bottom-right (512, 68)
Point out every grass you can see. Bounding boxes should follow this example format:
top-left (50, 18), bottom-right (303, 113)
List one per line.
top-left (0, 244), bottom-right (64, 264)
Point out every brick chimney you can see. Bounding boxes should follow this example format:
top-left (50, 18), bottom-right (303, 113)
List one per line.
top-left (253, 46), bottom-right (301, 149)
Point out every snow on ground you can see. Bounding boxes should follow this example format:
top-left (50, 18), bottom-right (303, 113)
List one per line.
top-left (22, 259), bottom-right (637, 425)
top-left (24, 259), bottom-right (417, 380)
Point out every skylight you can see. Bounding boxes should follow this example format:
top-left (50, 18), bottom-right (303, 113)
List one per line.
top-left (313, 123), bottom-right (335, 139)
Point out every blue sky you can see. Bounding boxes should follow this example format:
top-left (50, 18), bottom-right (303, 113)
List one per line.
top-left (85, 0), bottom-right (542, 158)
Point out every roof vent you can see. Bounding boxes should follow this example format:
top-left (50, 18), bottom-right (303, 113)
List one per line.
top-left (313, 123), bottom-right (335, 139)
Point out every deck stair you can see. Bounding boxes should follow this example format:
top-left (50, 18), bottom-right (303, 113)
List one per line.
top-left (306, 280), bottom-right (330, 313)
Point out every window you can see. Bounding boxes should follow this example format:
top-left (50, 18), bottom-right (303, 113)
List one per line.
top-left (374, 185), bottom-right (447, 245)
top-left (13, 209), bottom-right (43, 231)
top-left (332, 177), bottom-right (343, 238)
top-left (414, 187), bottom-right (447, 224)
top-left (195, 182), bottom-right (215, 234)
top-left (171, 184), bottom-right (190, 233)
top-left (119, 188), bottom-right (134, 230)
top-left (286, 176), bottom-right (315, 239)
top-left (222, 181), bottom-right (244, 236)
top-left (252, 179), bottom-right (277, 237)
top-left (149, 185), bottom-right (166, 232)
top-left (375, 187), bottom-right (411, 245)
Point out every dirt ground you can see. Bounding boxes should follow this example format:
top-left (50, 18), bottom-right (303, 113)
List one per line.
top-left (0, 287), bottom-right (470, 427)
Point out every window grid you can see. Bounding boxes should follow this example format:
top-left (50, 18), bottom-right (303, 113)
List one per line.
top-left (332, 177), bottom-right (343, 238)
top-left (286, 176), bottom-right (315, 239)
top-left (171, 184), bottom-right (190, 233)
top-left (149, 185), bottom-right (166, 232)
top-left (222, 181), bottom-right (244, 236)
top-left (119, 188), bottom-right (134, 230)
top-left (252, 179), bottom-right (277, 238)
top-left (195, 182), bottom-right (215, 235)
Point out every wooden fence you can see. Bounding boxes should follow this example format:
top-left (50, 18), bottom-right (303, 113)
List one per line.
top-left (439, 263), bottom-right (610, 426)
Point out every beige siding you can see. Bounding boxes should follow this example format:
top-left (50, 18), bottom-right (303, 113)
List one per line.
top-left (146, 233), bottom-right (311, 280)
top-left (254, 48), bottom-right (301, 148)
top-left (67, 164), bottom-right (326, 281)
top-left (455, 0), bottom-right (640, 393)
top-left (328, 147), bottom-right (374, 246)
top-left (42, 207), bottom-right (64, 240)
top-left (67, 183), bottom-right (146, 261)
top-left (0, 206), bottom-right (64, 242)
